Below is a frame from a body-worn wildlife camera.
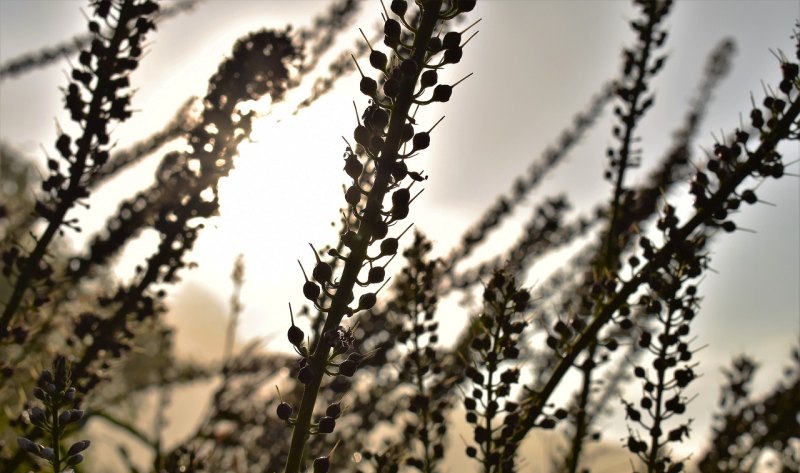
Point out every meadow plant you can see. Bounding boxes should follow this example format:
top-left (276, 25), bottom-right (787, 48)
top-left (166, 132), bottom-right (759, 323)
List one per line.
top-left (0, 0), bottom-right (798, 472)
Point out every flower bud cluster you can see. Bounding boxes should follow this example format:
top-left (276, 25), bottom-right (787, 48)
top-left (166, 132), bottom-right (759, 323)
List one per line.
top-left (464, 269), bottom-right (533, 470)
top-left (390, 232), bottom-right (448, 470)
top-left (17, 356), bottom-right (90, 470)
top-left (284, 2), bottom-right (473, 471)
top-left (621, 256), bottom-right (702, 471)
top-left (605, 0), bottom-right (671, 184)
top-left (0, 0), bottom-right (160, 337)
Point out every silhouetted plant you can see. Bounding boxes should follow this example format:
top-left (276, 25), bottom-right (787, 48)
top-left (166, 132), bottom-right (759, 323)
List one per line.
top-left (1, 1), bottom-right (798, 473)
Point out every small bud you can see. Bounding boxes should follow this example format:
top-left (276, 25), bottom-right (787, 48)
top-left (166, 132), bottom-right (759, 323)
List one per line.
top-left (67, 440), bottom-right (91, 457)
top-left (17, 437), bottom-right (42, 456)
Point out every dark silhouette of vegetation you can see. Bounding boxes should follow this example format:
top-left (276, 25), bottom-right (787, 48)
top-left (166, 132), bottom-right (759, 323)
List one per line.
top-left (1, 1), bottom-right (798, 472)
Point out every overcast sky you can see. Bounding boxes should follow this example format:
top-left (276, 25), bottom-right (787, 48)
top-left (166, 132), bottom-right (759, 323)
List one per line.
top-left (1, 0), bottom-right (799, 469)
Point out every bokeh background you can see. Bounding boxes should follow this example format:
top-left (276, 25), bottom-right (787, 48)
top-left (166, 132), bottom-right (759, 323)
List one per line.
top-left (1, 0), bottom-right (798, 471)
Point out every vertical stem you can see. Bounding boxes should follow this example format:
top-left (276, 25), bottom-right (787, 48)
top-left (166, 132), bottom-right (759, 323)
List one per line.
top-left (283, 3), bottom-right (443, 472)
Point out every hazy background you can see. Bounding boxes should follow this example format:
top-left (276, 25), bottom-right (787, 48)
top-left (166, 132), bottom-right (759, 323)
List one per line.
top-left (1, 0), bottom-right (798, 471)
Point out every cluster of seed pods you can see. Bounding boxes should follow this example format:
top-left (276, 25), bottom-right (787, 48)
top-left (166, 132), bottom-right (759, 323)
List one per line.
top-left (281, 1), bottom-right (476, 471)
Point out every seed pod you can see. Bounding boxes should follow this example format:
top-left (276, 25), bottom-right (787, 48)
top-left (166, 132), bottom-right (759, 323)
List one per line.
top-left (358, 293), bottom-right (377, 311)
top-left (413, 132), bottom-right (431, 151)
top-left (383, 77), bottom-right (400, 98)
top-left (381, 238), bottom-right (399, 255)
top-left (367, 107), bottom-right (390, 131)
top-left (318, 416), bottom-right (336, 434)
top-left (343, 154), bottom-right (363, 180)
top-left (428, 36), bottom-right (443, 53)
top-left (370, 135), bottom-right (384, 152)
top-left (313, 261), bottom-right (332, 283)
top-left (313, 456), bottom-right (330, 473)
top-left (432, 84), bottom-right (452, 102)
top-left (400, 59), bottom-right (418, 76)
top-left (369, 50), bottom-right (388, 71)
top-left (372, 220), bottom-right (389, 239)
top-left (421, 69), bottom-right (438, 88)
top-left (443, 31), bottom-right (461, 49)
top-left (392, 203), bottom-right (409, 220)
top-left (339, 359), bottom-right (358, 377)
top-left (345, 186), bottom-right (361, 206)
top-left (299, 271), bottom-right (320, 297)
top-left (277, 402), bottom-right (293, 420)
top-left (288, 324), bottom-right (304, 346)
top-left (298, 365), bottom-right (314, 384)
top-left (384, 19), bottom-right (401, 40)
top-left (360, 76), bottom-right (378, 97)
top-left (326, 401), bottom-right (342, 418)
top-left (354, 125), bottom-right (371, 147)
top-left (401, 123), bottom-right (414, 142)
top-left (391, 161), bottom-right (408, 181)
top-left (392, 188), bottom-right (410, 205)
top-left (368, 266), bottom-right (385, 284)
top-left (342, 231), bottom-right (358, 248)
top-left (390, 0), bottom-right (407, 16)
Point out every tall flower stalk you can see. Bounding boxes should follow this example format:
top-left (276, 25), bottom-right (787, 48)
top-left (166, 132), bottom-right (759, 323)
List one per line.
top-left (282, 1), bottom-right (474, 471)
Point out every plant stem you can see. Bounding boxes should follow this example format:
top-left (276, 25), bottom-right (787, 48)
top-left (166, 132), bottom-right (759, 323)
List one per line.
top-left (283, 2), bottom-right (443, 472)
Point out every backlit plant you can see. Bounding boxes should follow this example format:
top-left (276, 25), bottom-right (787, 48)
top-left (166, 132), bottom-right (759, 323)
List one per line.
top-left (0, 1), bottom-right (798, 472)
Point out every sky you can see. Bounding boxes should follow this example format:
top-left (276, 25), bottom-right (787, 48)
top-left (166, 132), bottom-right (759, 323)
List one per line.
top-left (1, 0), bottom-right (799, 470)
